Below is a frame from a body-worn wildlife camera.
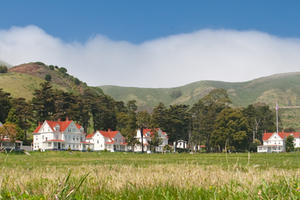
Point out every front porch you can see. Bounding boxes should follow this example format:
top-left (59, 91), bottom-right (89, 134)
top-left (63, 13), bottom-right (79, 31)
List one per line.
top-left (257, 145), bottom-right (284, 153)
top-left (43, 140), bottom-right (93, 151)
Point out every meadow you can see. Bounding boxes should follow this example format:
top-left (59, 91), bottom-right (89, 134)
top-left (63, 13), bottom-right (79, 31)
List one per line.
top-left (0, 151), bottom-right (299, 199)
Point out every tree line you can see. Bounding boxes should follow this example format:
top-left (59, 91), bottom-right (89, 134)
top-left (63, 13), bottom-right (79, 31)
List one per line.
top-left (0, 81), bottom-right (278, 151)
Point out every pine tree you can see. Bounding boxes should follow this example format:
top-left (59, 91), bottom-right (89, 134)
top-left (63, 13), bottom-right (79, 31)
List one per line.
top-left (0, 89), bottom-right (11, 122)
top-left (32, 81), bottom-right (56, 122)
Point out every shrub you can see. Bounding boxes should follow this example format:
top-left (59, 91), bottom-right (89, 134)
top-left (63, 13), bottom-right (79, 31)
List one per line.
top-left (45, 74), bottom-right (52, 81)
top-left (0, 65), bottom-right (8, 73)
top-left (74, 78), bottom-right (80, 85)
top-left (48, 65), bottom-right (54, 70)
top-left (35, 62), bottom-right (46, 66)
top-left (59, 67), bottom-right (67, 74)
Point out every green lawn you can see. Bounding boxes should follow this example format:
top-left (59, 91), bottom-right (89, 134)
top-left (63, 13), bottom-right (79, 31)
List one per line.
top-left (0, 152), bottom-right (299, 199)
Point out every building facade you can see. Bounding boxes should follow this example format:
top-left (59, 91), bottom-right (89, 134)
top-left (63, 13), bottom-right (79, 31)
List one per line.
top-left (257, 132), bottom-right (300, 153)
top-left (86, 130), bottom-right (127, 152)
top-left (32, 119), bottom-right (93, 151)
top-left (134, 128), bottom-right (168, 152)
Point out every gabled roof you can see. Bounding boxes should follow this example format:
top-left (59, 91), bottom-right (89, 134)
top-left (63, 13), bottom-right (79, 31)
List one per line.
top-left (86, 130), bottom-right (121, 141)
top-left (33, 119), bottom-right (82, 133)
top-left (33, 124), bottom-right (42, 133)
top-left (141, 128), bottom-right (167, 137)
top-left (263, 132), bottom-right (300, 141)
top-left (99, 130), bottom-right (119, 141)
top-left (86, 134), bottom-right (94, 139)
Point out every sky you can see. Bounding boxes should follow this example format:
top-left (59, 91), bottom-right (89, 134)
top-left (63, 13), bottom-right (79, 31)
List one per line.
top-left (1, 1), bottom-right (300, 87)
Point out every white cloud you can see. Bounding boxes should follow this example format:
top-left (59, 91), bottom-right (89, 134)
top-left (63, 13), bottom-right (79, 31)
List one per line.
top-left (1, 25), bottom-right (300, 88)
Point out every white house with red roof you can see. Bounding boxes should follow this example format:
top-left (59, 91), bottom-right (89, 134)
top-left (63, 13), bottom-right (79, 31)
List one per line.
top-left (32, 119), bottom-right (93, 151)
top-left (257, 132), bottom-right (300, 153)
top-left (86, 129), bottom-right (127, 152)
top-left (134, 128), bottom-right (168, 152)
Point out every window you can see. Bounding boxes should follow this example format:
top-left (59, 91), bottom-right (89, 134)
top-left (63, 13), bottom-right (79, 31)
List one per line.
top-left (42, 135), bottom-right (44, 140)
top-left (48, 142), bottom-right (51, 147)
top-left (97, 140), bottom-right (99, 144)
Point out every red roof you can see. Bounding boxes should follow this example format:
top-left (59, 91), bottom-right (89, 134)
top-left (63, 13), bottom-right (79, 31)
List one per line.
top-left (263, 132), bottom-right (300, 141)
top-left (86, 130), bottom-right (120, 141)
top-left (141, 128), bottom-right (167, 137)
top-left (105, 141), bottom-right (115, 144)
top-left (33, 124), bottom-right (42, 133)
top-left (47, 139), bottom-right (65, 142)
top-left (86, 134), bottom-right (94, 139)
top-left (99, 130), bottom-right (119, 139)
top-left (33, 120), bottom-right (82, 133)
top-left (80, 141), bottom-right (92, 144)
top-left (76, 124), bottom-right (82, 129)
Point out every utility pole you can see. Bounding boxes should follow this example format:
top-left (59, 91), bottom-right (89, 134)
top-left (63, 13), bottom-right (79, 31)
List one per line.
top-left (140, 127), bottom-right (144, 153)
top-left (276, 102), bottom-right (279, 134)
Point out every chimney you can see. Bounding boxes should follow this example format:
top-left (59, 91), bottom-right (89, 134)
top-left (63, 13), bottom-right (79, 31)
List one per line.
top-left (108, 128), bottom-right (111, 132)
top-left (66, 117), bottom-right (69, 121)
top-left (58, 118), bottom-right (61, 122)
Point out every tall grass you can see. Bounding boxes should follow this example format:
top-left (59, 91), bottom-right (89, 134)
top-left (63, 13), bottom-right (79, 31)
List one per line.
top-left (0, 152), bottom-right (299, 199)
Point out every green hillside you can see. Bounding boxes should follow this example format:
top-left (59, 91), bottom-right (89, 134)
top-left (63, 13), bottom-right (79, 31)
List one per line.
top-left (100, 72), bottom-right (300, 129)
top-left (0, 62), bottom-right (102, 99)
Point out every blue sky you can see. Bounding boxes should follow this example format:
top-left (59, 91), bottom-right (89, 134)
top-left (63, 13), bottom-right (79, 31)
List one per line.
top-left (1, 1), bottom-right (300, 87)
top-left (1, 1), bottom-right (300, 43)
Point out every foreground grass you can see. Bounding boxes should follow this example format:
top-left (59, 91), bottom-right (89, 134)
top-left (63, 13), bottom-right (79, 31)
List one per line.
top-left (0, 152), bottom-right (299, 199)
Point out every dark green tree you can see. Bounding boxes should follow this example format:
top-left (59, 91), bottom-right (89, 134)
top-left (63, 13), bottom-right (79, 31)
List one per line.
top-left (136, 111), bottom-right (152, 129)
top-left (190, 89), bottom-right (231, 152)
top-left (148, 130), bottom-right (162, 152)
top-left (212, 107), bottom-right (250, 152)
top-left (0, 89), bottom-right (11, 122)
top-left (151, 103), bottom-right (168, 129)
top-left (53, 90), bottom-right (80, 120)
top-left (6, 98), bottom-right (33, 142)
top-left (285, 135), bottom-right (295, 152)
top-left (243, 103), bottom-right (276, 143)
top-left (0, 65), bottom-right (8, 73)
top-left (164, 104), bottom-right (190, 143)
top-left (32, 81), bottom-right (56, 123)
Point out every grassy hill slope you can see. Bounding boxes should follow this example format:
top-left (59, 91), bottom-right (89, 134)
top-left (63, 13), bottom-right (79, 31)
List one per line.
top-left (100, 72), bottom-right (300, 129)
top-left (0, 62), bottom-right (102, 100)
top-left (100, 72), bottom-right (300, 107)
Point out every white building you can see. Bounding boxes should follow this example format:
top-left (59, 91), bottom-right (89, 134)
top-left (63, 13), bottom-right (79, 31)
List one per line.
top-left (257, 132), bottom-right (300, 153)
top-left (32, 119), bottom-right (93, 151)
top-left (86, 130), bottom-right (127, 152)
top-left (134, 128), bottom-right (168, 152)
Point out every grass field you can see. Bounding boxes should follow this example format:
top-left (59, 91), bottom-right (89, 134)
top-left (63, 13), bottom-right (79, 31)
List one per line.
top-left (0, 152), bottom-right (299, 199)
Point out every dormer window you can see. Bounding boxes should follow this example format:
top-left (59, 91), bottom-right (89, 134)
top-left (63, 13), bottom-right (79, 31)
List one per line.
top-left (55, 125), bottom-right (60, 132)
